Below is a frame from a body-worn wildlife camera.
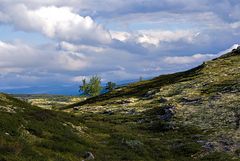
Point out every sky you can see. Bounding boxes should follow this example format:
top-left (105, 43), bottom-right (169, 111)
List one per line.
top-left (0, 0), bottom-right (239, 95)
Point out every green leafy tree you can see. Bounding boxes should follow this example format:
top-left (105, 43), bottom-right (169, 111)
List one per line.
top-left (79, 76), bottom-right (102, 97)
top-left (106, 82), bottom-right (117, 92)
top-left (79, 78), bottom-right (87, 94)
top-left (88, 76), bottom-right (102, 96)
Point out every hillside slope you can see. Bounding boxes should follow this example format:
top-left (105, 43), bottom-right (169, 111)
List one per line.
top-left (0, 93), bottom-right (94, 161)
top-left (67, 47), bottom-right (240, 160)
top-left (69, 47), bottom-right (240, 107)
top-left (0, 47), bottom-right (240, 161)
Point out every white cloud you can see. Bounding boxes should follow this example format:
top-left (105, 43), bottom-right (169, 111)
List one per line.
top-left (0, 41), bottom-right (89, 74)
top-left (55, 51), bottom-right (88, 71)
top-left (163, 54), bottom-right (216, 65)
top-left (111, 31), bottom-right (132, 42)
top-left (2, 5), bottom-right (111, 44)
top-left (163, 44), bottom-right (240, 65)
top-left (218, 44), bottom-right (239, 55)
top-left (231, 21), bottom-right (240, 29)
top-left (59, 41), bottom-right (104, 53)
top-left (71, 76), bottom-right (88, 82)
top-left (111, 30), bottom-right (200, 48)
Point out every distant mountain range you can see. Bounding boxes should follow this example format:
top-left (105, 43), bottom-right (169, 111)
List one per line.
top-left (0, 79), bottom-right (138, 96)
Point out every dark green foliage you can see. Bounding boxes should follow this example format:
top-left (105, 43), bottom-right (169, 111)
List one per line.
top-left (235, 149), bottom-right (240, 156)
top-left (79, 78), bottom-right (88, 94)
top-left (172, 142), bottom-right (201, 156)
top-left (79, 76), bottom-right (102, 97)
top-left (105, 81), bottom-right (117, 92)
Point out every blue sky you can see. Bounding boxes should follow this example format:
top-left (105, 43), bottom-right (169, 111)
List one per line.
top-left (0, 0), bottom-right (239, 94)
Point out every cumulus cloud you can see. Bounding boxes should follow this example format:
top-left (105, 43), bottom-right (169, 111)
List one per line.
top-left (0, 41), bottom-right (89, 73)
top-left (109, 30), bottom-right (202, 55)
top-left (137, 30), bottom-right (199, 47)
top-left (0, 40), bottom-right (158, 84)
top-left (163, 54), bottom-right (216, 65)
top-left (163, 44), bottom-right (240, 65)
top-left (1, 5), bottom-right (111, 44)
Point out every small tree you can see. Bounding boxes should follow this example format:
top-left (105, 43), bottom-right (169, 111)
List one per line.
top-left (88, 76), bottom-right (102, 96)
top-left (106, 82), bottom-right (117, 92)
top-left (79, 76), bottom-right (102, 97)
top-left (79, 78), bottom-right (88, 95)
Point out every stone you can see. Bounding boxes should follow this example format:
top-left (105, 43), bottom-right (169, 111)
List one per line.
top-left (203, 142), bottom-right (215, 151)
top-left (157, 105), bottom-right (176, 121)
top-left (180, 97), bottom-right (202, 105)
top-left (83, 152), bottom-right (95, 160)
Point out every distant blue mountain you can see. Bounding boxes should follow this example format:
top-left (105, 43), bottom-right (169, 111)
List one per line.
top-left (1, 85), bottom-right (80, 96)
top-left (1, 79), bottom-right (142, 95)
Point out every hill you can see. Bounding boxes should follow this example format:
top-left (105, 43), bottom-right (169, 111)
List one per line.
top-left (0, 47), bottom-right (240, 161)
top-left (0, 93), bottom-right (94, 161)
top-left (67, 47), bottom-right (240, 160)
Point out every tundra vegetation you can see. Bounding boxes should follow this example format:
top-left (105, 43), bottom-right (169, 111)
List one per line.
top-left (0, 47), bottom-right (240, 161)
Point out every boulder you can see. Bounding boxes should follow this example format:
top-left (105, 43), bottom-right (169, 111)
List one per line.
top-left (83, 152), bottom-right (95, 160)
